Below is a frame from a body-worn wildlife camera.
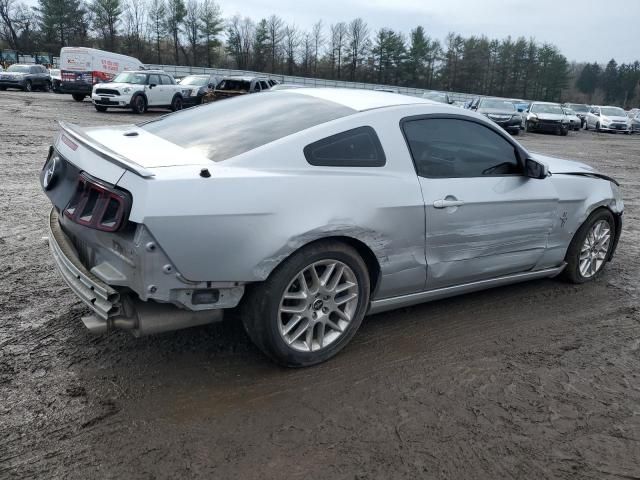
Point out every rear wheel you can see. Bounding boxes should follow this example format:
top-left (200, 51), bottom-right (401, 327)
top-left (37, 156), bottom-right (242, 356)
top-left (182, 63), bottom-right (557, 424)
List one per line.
top-left (131, 95), bottom-right (146, 114)
top-left (43, 81), bottom-right (51, 92)
top-left (562, 209), bottom-right (615, 284)
top-left (596, 122), bottom-right (601, 132)
top-left (241, 240), bottom-right (370, 367)
top-left (24, 81), bottom-right (32, 92)
top-left (72, 93), bottom-right (85, 102)
top-left (0, 87), bottom-right (6, 91)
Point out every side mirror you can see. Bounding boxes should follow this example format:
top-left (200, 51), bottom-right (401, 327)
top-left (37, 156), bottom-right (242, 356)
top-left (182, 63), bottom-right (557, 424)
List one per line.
top-left (208, 83), bottom-right (214, 88)
top-left (517, 107), bottom-right (524, 112)
top-left (471, 105), bottom-right (477, 110)
top-left (149, 83), bottom-right (156, 89)
top-left (525, 158), bottom-right (549, 179)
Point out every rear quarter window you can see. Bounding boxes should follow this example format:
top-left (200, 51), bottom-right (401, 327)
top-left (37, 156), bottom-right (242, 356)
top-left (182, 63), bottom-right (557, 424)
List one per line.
top-left (304, 127), bottom-right (386, 167)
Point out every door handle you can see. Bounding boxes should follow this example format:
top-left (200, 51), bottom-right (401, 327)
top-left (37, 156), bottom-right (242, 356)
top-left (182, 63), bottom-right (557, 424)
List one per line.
top-left (433, 199), bottom-right (465, 209)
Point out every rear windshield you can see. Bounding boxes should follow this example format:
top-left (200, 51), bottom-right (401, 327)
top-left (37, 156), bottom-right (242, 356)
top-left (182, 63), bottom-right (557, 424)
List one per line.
top-left (140, 92), bottom-right (355, 162)
top-left (217, 79), bottom-right (251, 91)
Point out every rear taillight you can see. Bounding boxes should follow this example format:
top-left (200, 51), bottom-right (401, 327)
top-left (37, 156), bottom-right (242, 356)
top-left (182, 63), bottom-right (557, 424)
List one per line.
top-left (64, 173), bottom-right (131, 232)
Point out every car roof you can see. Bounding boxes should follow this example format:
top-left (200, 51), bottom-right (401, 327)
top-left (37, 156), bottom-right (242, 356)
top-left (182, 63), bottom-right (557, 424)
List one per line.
top-left (531, 101), bottom-right (560, 105)
top-left (281, 88), bottom-right (434, 112)
top-left (223, 75), bottom-right (268, 81)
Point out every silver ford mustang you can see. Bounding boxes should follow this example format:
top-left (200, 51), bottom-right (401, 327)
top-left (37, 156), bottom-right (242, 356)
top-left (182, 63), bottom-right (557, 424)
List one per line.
top-left (41, 88), bottom-right (624, 366)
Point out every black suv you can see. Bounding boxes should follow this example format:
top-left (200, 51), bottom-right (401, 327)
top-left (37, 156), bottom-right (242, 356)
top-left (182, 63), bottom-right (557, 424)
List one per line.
top-left (0, 64), bottom-right (51, 92)
top-left (472, 97), bottom-right (522, 135)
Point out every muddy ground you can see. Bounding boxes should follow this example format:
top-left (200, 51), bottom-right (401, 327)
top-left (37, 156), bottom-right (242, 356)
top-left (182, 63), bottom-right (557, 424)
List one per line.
top-left (1, 91), bottom-right (639, 479)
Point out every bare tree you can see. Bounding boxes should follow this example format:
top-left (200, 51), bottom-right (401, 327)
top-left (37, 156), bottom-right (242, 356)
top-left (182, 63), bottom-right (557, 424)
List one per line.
top-left (226, 14), bottom-right (253, 69)
top-left (266, 14), bottom-right (284, 73)
top-left (183, 0), bottom-right (200, 65)
top-left (329, 22), bottom-right (347, 79)
top-left (92, 0), bottom-right (122, 51)
top-left (347, 17), bottom-right (369, 81)
top-left (283, 24), bottom-right (299, 75)
top-left (164, 0), bottom-right (185, 65)
top-left (0, 0), bottom-right (20, 49)
top-left (311, 20), bottom-right (323, 75)
top-left (122, 0), bottom-right (146, 58)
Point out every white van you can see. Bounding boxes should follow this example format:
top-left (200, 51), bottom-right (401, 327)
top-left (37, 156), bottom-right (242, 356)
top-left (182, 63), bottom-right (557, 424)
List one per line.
top-left (60, 47), bottom-right (142, 101)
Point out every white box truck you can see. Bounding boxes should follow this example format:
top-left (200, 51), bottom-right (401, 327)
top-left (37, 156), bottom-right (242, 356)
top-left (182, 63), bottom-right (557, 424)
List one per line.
top-left (60, 47), bottom-right (143, 101)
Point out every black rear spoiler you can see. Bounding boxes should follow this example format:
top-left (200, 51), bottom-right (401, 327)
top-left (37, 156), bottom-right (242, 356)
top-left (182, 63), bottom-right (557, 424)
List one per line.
top-left (58, 121), bottom-right (155, 178)
top-left (554, 171), bottom-right (619, 186)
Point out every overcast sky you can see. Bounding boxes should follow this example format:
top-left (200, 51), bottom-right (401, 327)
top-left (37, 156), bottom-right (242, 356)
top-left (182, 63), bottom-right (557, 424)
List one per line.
top-left (217, 0), bottom-right (638, 64)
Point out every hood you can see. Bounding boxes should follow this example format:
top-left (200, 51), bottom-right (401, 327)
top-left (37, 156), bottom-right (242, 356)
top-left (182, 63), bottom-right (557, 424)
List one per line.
top-left (95, 82), bottom-right (142, 90)
top-left (82, 124), bottom-right (211, 169)
top-left (532, 113), bottom-right (565, 120)
top-left (603, 115), bottom-right (629, 122)
top-left (2, 71), bottom-right (27, 77)
top-left (529, 152), bottom-right (596, 174)
top-left (479, 108), bottom-right (516, 115)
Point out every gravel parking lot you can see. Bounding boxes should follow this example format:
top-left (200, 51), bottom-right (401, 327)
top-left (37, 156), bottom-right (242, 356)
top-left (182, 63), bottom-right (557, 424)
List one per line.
top-left (1, 91), bottom-right (639, 479)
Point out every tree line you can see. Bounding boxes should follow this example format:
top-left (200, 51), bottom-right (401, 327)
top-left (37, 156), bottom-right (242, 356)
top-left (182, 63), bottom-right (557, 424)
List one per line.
top-left (1, 0), bottom-right (638, 107)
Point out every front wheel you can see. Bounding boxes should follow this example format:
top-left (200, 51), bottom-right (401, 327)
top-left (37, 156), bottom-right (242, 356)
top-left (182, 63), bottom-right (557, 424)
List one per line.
top-left (94, 105), bottom-right (108, 112)
top-left (43, 81), bottom-right (51, 92)
top-left (131, 95), bottom-right (146, 114)
top-left (24, 81), bottom-right (32, 92)
top-left (72, 93), bottom-right (85, 102)
top-left (596, 122), bottom-right (601, 132)
top-left (241, 241), bottom-right (370, 367)
top-left (526, 121), bottom-right (534, 133)
top-left (170, 95), bottom-right (183, 112)
top-left (562, 209), bottom-right (616, 284)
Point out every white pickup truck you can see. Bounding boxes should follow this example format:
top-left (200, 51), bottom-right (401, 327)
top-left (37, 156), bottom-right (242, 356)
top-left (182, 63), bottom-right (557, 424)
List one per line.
top-left (91, 70), bottom-right (189, 114)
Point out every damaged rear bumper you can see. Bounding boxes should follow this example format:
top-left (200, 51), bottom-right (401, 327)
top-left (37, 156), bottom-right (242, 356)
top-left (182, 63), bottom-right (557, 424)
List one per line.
top-left (48, 208), bottom-right (224, 335)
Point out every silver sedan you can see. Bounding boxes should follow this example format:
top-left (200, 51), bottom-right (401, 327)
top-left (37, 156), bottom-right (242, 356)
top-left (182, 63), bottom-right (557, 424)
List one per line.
top-left (41, 89), bottom-right (624, 366)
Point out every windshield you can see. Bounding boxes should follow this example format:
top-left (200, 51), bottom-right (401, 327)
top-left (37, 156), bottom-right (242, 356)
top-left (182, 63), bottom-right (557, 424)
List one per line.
top-left (113, 72), bottom-right (147, 84)
top-left (601, 107), bottom-right (626, 117)
top-left (423, 92), bottom-right (448, 103)
top-left (531, 104), bottom-right (563, 114)
top-left (479, 99), bottom-right (515, 111)
top-left (567, 103), bottom-right (589, 113)
top-left (216, 79), bottom-right (251, 91)
top-left (141, 92), bottom-right (355, 162)
top-left (180, 76), bottom-right (209, 86)
top-left (7, 65), bottom-right (30, 73)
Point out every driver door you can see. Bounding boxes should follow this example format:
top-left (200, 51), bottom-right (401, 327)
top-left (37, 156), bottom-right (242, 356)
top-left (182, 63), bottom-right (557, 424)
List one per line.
top-left (402, 116), bottom-right (559, 289)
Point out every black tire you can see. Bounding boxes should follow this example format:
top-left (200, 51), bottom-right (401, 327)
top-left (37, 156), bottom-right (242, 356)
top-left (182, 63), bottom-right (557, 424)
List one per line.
top-left (561, 127), bottom-right (569, 136)
top-left (561, 208), bottom-right (616, 284)
top-left (170, 95), bottom-right (183, 112)
top-left (24, 81), bottom-right (32, 92)
top-left (0, 87), bottom-right (6, 91)
top-left (72, 93), bottom-right (85, 102)
top-left (596, 122), bottom-right (601, 132)
top-left (241, 240), bottom-right (371, 367)
top-left (511, 128), bottom-right (520, 136)
top-left (131, 95), bottom-right (146, 114)
top-left (94, 105), bottom-right (108, 112)
top-left (42, 81), bottom-right (51, 92)
top-left (526, 121), bottom-right (534, 133)
top-left (584, 121), bottom-right (589, 131)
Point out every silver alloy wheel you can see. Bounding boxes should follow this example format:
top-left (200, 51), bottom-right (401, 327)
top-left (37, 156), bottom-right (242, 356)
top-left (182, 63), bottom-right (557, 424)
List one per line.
top-left (278, 260), bottom-right (359, 353)
top-left (579, 219), bottom-right (611, 278)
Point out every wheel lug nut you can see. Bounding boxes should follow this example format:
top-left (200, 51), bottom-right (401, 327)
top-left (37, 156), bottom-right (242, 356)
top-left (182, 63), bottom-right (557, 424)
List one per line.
top-left (322, 307), bottom-right (329, 313)
top-left (312, 312), bottom-right (317, 319)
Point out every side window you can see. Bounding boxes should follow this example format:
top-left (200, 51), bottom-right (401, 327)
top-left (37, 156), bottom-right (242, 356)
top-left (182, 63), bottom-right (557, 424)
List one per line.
top-left (268, 79), bottom-right (276, 87)
top-left (30, 66), bottom-right (39, 74)
top-left (259, 80), bottom-right (269, 90)
top-left (161, 75), bottom-right (174, 85)
top-left (252, 81), bottom-right (260, 92)
top-left (148, 74), bottom-right (160, 85)
top-left (304, 126), bottom-right (386, 167)
top-left (402, 118), bottom-right (521, 178)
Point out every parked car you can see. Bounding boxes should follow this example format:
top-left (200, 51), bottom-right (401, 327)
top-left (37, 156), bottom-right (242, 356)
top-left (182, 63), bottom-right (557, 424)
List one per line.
top-left (177, 74), bottom-right (220, 106)
top-left (91, 70), bottom-right (188, 113)
top-left (630, 112), bottom-right (640, 133)
top-left (422, 90), bottom-right (452, 104)
top-left (585, 106), bottom-right (631, 134)
top-left (562, 106), bottom-right (582, 131)
top-left (563, 103), bottom-right (590, 128)
top-left (626, 108), bottom-right (639, 119)
top-left (471, 97), bottom-right (521, 135)
top-left (512, 101), bottom-right (530, 113)
top-left (0, 64), bottom-right (51, 92)
top-left (60, 47), bottom-right (142, 102)
top-left (48, 68), bottom-right (62, 92)
top-left (523, 102), bottom-right (570, 135)
top-left (42, 88), bottom-right (623, 366)
top-left (207, 76), bottom-right (277, 102)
